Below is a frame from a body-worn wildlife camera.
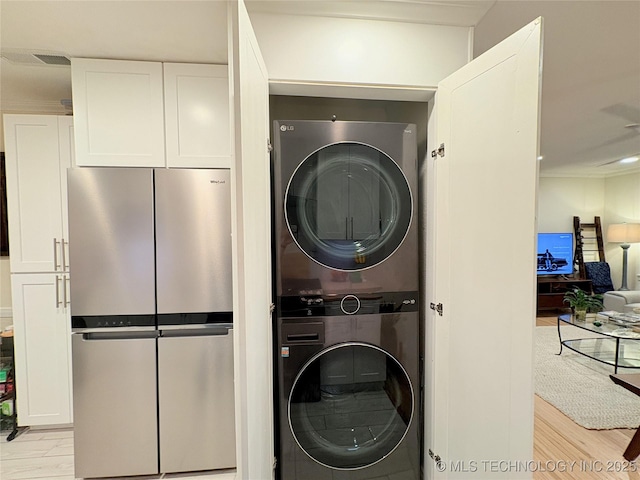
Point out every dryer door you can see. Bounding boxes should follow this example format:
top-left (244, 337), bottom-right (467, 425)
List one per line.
top-left (288, 342), bottom-right (413, 470)
top-left (285, 142), bottom-right (412, 271)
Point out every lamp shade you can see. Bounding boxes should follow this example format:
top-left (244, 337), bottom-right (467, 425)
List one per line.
top-left (607, 223), bottom-right (640, 244)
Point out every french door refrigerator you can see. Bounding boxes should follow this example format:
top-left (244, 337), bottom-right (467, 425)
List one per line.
top-left (67, 168), bottom-right (235, 478)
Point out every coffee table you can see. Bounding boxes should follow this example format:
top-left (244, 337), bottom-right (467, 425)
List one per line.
top-left (557, 314), bottom-right (640, 373)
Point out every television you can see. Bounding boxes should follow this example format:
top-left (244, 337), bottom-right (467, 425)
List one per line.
top-left (537, 233), bottom-right (574, 275)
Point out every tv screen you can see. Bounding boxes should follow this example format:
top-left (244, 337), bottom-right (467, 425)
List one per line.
top-left (537, 233), bottom-right (574, 275)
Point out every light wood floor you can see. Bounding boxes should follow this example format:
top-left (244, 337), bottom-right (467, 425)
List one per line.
top-left (534, 314), bottom-right (639, 479)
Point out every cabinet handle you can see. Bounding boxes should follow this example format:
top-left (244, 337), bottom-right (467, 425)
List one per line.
top-left (53, 238), bottom-right (61, 271)
top-left (62, 239), bottom-right (69, 271)
top-left (55, 276), bottom-right (62, 308)
top-left (63, 276), bottom-right (70, 308)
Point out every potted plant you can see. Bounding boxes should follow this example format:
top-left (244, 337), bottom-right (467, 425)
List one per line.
top-left (563, 287), bottom-right (604, 321)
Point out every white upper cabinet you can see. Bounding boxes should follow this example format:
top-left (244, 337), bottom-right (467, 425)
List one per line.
top-left (71, 58), bottom-right (166, 167)
top-left (4, 115), bottom-right (72, 273)
top-left (71, 58), bottom-right (231, 168)
top-left (164, 63), bottom-right (231, 168)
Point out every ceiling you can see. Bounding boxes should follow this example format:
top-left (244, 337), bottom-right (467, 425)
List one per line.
top-left (1, 0), bottom-right (638, 177)
top-left (473, 0), bottom-right (640, 178)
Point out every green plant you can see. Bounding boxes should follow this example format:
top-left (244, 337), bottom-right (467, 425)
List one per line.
top-left (563, 287), bottom-right (604, 313)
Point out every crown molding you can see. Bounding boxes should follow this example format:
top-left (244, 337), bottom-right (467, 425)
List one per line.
top-left (1, 100), bottom-right (70, 115)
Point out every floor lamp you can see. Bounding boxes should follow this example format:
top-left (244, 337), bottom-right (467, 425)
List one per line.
top-left (607, 223), bottom-right (640, 291)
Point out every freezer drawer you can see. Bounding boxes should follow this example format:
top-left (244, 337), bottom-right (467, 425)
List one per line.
top-left (158, 326), bottom-right (236, 473)
top-left (72, 331), bottom-right (158, 478)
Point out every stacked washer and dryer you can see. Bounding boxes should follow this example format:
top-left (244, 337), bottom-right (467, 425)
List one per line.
top-left (273, 120), bottom-right (421, 480)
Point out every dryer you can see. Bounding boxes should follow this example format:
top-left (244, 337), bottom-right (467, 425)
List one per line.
top-left (273, 120), bottom-right (418, 309)
top-left (273, 120), bottom-right (420, 479)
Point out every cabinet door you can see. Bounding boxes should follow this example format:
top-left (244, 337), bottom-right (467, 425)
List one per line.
top-left (4, 115), bottom-right (65, 273)
top-left (229, 0), bottom-right (273, 477)
top-left (71, 58), bottom-right (165, 167)
top-left (164, 63), bottom-right (231, 168)
top-left (11, 273), bottom-right (72, 426)
top-left (426, 19), bottom-right (542, 478)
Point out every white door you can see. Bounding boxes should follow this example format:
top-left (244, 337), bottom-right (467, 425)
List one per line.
top-left (71, 58), bottom-right (165, 167)
top-left (426, 19), bottom-right (542, 479)
top-left (4, 115), bottom-right (65, 273)
top-left (11, 273), bottom-right (72, 426)
top-left (163, 63), bottom-right (231, 168)
top-left (229, 1), bottom-right (274, 479)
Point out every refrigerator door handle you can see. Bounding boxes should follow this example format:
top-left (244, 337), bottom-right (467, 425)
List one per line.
top-left (160, 325), bottom-right (232, 338)
top-left (81, 330), bottom-right (160, 341)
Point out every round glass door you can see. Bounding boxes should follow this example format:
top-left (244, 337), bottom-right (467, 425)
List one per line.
top-left (288, 343), bottom-right (413, 470)
top-left (285, 143), bottom-right (412, 271)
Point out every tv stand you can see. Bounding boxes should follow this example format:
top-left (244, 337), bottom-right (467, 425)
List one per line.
top-left (537, 277), bottom-right (592, 313)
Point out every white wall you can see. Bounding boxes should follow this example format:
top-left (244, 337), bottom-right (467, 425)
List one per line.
top-left (538, 173), bottom-right (640, 290)
top-left (537, 177), bottom-right (605, 233)
top-left (0, 258), bottom-right (10, 309)
top-left (249, 13), bottom-right (471, 99)
top-left (604, 172), bottom-right (640, 290)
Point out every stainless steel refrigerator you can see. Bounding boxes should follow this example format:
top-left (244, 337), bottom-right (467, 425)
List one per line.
top-left (67, 168), bottom-right (235, 478)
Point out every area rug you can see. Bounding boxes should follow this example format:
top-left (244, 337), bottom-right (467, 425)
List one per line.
top-left (535, 325), bottom-right (640, 429)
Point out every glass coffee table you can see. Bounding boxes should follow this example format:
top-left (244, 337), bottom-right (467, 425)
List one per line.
top-left (557, 313), bottom-right (640, 373)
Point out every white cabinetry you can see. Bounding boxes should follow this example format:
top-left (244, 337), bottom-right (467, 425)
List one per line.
top-left (164, 63), bottom-right (230, 168)
top-left (4, 114), bottom-right (74, 426)
top-left (71, 58), bottom-right (230, 168)
top-left (11, 274), bottom-right (72, 426)
top-left (71, 58), bottom-right (165, 167)
top-left (4, 115), bottom-right (72, 273)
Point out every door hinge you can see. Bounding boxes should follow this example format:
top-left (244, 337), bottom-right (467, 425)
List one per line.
top-left (428, 449), bottom-right (442, 463)
top-left (431, 143), bottom-right (445, 158)
top-left (429, 302), bottom-right (444, 316)
top-left (267, 138), bottom-right (273, 152)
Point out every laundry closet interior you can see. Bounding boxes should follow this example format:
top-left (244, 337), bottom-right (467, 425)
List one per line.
top-left (236, 5), bottom-right (541, 479)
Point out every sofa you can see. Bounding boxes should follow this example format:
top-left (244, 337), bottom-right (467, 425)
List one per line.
top-left (603, 291), bottom-right (640, 312)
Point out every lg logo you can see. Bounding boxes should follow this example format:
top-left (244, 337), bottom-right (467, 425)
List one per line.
top-left (280, 125), bottom-right (295, 132)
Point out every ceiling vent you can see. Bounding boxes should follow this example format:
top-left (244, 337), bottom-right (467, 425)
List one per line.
top-left (33, 54), bottom-right (71, 66)
top-left (1, 50), bottom-right (71, 66)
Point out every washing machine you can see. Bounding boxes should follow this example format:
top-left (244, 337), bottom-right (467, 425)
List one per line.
top-left (273, 120), bottom-right (421, 479)
top-left (277, 312), bottom-right (420, 480)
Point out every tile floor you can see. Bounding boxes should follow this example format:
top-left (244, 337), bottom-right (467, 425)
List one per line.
top-left (0, 427), bottom-right (237, 480)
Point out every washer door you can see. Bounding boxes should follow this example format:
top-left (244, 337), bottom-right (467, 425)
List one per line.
top-left (288, 343), bottom-right (413, 470)
top-left (285, 143), bottom-right (412, 271)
